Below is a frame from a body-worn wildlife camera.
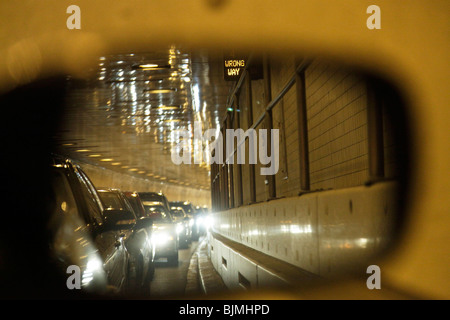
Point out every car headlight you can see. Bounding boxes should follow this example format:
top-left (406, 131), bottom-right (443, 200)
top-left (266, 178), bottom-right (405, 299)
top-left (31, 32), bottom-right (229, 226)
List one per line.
top-left (176, 224), bottom-right (184, 234)
top-left (151, 232), bottom-right (174, 246)
top-left (205, 216), bottom-right (213, 229)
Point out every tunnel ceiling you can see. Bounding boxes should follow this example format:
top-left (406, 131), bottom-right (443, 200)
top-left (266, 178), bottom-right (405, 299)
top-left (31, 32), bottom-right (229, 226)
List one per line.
top-left (54, 46), bottom-right (235, 190)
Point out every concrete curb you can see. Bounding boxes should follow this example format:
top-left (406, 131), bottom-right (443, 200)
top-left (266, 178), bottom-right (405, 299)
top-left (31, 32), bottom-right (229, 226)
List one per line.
top-left (185, 246), bottom-right (201, 296)
top-left (185, 237), bottom-right (227, 296)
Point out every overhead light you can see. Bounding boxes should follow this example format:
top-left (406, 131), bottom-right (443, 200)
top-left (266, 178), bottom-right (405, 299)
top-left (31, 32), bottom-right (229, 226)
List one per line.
top-left (111, 162), bottom-right (121, 166)
top-left (133, 63), bottom-right (171, 70)
top-left (139, 64), bottom-right (158, 68)
top-left (100, 158), bottom-right (114, 162)
top-left (157, 105), bottom-right (180, 110)
top-left (76, 149), bottom-right (91, 152)
top-left (144, 88), bottom-right (177, 94)
top-left (164, 119), bottom-right (181, 122)
top-left (129, 168), bottom-right (138, 172)
top-left (88, 154), bottom-right (102, 158)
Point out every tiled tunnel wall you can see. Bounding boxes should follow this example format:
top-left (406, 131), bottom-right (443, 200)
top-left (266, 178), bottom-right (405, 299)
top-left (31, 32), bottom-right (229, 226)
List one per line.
top-left (208, 55), bottom-right (401, 289)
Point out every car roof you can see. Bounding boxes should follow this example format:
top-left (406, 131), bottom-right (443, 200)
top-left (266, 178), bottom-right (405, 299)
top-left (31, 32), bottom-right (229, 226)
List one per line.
top-left (139, 192), bottom-right (165, 196)
top-left (97, 187), bottom-right (123, 194)
top-left (170, 201), bottom-right (192, 205)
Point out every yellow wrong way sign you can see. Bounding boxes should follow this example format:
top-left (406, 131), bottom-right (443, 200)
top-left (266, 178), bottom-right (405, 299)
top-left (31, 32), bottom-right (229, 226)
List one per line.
top-left (224, 58), bottom-right (246, 81)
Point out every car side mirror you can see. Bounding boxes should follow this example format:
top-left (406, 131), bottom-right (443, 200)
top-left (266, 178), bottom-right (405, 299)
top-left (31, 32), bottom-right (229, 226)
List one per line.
top-left (135, 217), bottom-right (153, 229)
top-left (103, 209), bottom-right (136, 231)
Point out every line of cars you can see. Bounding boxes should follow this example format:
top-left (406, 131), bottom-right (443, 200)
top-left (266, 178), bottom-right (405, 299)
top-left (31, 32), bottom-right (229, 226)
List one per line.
top-left (48, 155), bottom-right (208, 297)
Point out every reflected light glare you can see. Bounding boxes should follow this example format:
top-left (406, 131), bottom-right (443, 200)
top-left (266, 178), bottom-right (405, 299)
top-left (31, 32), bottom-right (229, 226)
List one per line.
top-left (82, 256), bottom-right (103, 287)
top-left (281, 224), bottom-right (312, 234)
top-left (192, 84), bottom-right (200, 113)
top-left (140, 63), bottom-right (159, 68)
top-left (158, 105), bottom-right (179, 110)
top-left (164, 119), bottom-right (181, 122)
top-left (145, 89), bottom-right (176, 94)
top-left (357, 238), bottom-right (369, 248)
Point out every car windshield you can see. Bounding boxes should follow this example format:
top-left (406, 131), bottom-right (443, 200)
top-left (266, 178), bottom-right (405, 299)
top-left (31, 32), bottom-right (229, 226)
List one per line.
top-left (142, 202), bottom-right (172, 223)
top-left (171, 203), bottom-right (194, 215)
top-left (171, 208), bottom-right (185, 218)
top-left (98, 191), bottom-right (124, 210)
top-left (125, 196), bottom-right (145, 219)
top-left (139, 193), bottom-right (171, 211)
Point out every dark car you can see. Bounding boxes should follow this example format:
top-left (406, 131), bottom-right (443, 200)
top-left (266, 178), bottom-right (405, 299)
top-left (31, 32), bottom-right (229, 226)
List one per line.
top-left (123, 191), bottom-right (147, 221)
top-left (49, 156), bottom-right (133, 294)
top-left (139, 192), bottom-right (171, 213)
top-left (97, 188), bottom-right (155, 294)
top-left (170, 201), bottom-right (202, 241)
top-left (123, 191), bottom-right (156, 278)
top-left (138, 192), bottom-right (179, 265)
